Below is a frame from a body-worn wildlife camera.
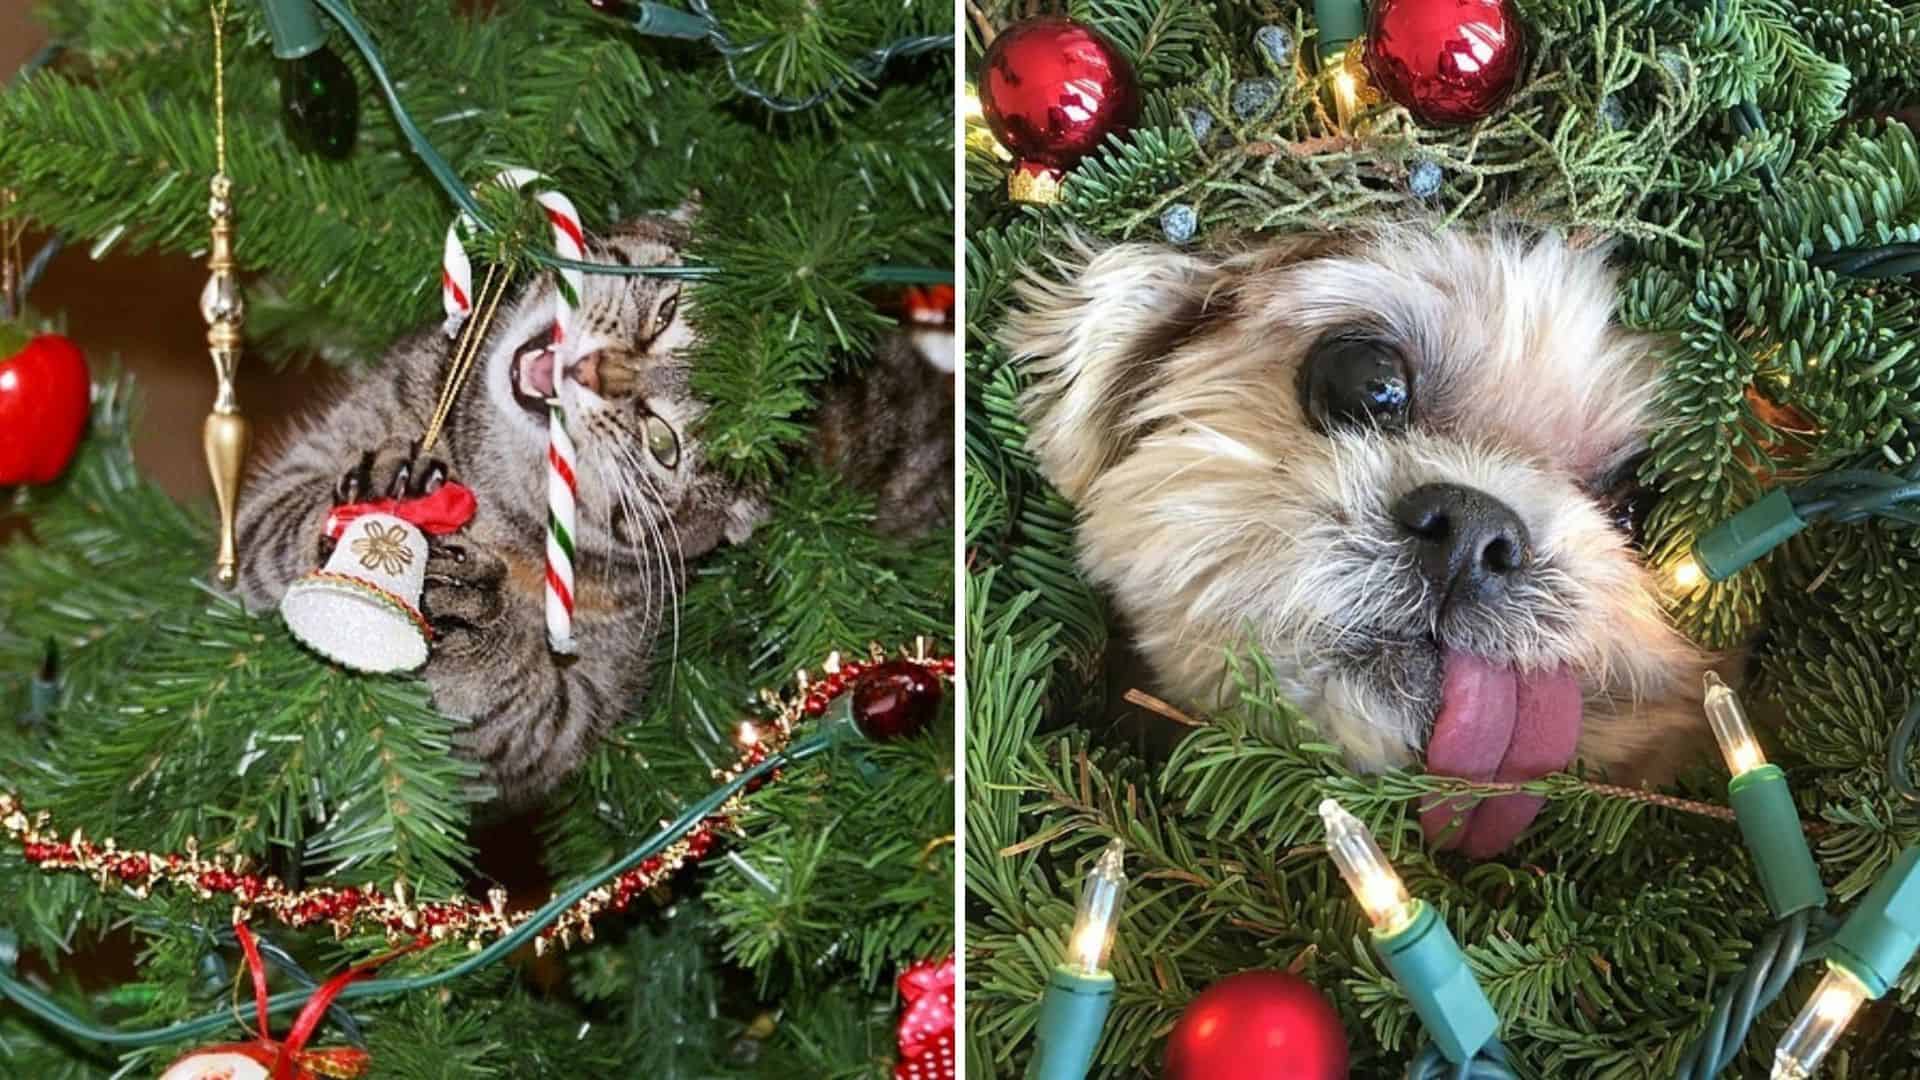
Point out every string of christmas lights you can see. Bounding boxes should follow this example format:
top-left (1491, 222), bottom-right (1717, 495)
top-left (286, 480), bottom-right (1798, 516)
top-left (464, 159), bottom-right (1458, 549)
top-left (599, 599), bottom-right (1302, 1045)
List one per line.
top-left (0, 643), bottom-right (951, 1051)
top-left (2, 644), bottom-right (949, 953)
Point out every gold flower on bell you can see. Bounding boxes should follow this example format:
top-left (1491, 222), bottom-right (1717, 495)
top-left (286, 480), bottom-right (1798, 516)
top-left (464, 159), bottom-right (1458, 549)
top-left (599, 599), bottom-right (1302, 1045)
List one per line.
top-left (350, 520), bottom-right (415, 575)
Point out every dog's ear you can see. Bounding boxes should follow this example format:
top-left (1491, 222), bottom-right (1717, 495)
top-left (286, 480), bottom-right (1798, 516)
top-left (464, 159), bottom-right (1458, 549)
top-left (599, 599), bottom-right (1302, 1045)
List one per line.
top-left (1006, 242), bottom-right (1229, 502)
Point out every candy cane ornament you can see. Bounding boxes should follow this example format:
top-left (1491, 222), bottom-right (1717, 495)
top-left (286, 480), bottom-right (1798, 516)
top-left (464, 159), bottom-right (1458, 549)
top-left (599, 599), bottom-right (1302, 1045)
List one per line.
top-left (438, 167), bottom-right (588, 655)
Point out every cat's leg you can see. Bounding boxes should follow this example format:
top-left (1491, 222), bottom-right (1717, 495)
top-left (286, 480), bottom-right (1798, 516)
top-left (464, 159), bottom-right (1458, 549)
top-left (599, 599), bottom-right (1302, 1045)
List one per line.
top-left (234, 436), bottom-right (447, 610)
top-left (428, 565), bottom-right (654, 804)
top-left (811, 331), bottom-right (955, 536)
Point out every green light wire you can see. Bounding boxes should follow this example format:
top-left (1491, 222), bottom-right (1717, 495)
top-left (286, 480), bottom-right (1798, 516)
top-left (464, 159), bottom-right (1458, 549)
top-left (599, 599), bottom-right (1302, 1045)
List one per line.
top-left (1406, 1039), bottom-right (1516, 1080)
top-left (0, 727), bottom-right (838, 1049)
top-left (308, 0), bottom-right (951, 286)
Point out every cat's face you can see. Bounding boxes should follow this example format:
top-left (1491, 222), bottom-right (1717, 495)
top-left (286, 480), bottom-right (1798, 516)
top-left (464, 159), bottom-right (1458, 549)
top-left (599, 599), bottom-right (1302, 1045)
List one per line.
top-left (479, 212), bottom-right (760, 562)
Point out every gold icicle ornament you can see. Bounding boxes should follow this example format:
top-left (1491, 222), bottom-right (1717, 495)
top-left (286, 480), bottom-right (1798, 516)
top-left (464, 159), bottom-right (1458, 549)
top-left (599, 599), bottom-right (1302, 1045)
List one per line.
top-left (203, 0), bottom-right (249, 587)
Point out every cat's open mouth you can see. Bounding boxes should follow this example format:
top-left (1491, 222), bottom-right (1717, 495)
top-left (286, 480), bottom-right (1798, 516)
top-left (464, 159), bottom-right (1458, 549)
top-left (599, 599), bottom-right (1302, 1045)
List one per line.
top-left (510, 327), bottom-right (559, 418)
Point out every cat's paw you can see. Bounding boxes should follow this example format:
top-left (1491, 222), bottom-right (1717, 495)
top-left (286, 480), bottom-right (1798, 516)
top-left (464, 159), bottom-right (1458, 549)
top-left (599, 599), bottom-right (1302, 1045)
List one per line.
top-left (335, 440), bottom-right (451, 506)
top-left (421, 541), bottom-right (508, 648)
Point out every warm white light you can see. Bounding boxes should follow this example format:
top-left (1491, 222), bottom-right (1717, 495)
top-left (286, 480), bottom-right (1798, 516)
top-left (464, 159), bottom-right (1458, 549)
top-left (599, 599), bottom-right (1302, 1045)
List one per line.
top-left (1320, 799), bottom-right (1415, 935)
top-left (738, 722), bottom-right (760, 748)
top-left (1773, 965), bottom-right (1871, 1080)
top-left (1066, 839), bottom-right (1127, 975)
top-left (1672, 556), bottom-right (1704, 590)
top-left (963, 90), bottom-right (982, 120)
top-left (1703, 671), bottom-right (1767, 777)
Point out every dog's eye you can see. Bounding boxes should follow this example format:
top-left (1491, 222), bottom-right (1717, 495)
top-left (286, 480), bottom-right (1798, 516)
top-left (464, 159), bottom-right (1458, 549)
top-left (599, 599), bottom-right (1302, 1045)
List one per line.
top-left (645, 415), bottom-right (680, 468)
top-left (1597, 451), bottom-right (1656, 550)
top-left (1299, 335), bottom-right (1412, 435)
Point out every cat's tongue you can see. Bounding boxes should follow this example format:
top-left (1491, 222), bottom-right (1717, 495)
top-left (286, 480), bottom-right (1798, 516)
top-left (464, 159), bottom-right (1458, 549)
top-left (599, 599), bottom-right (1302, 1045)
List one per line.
top-left (519, 349), bottom-right (557, 400)
top-left (1419, 651), bottom-right (1581, 858)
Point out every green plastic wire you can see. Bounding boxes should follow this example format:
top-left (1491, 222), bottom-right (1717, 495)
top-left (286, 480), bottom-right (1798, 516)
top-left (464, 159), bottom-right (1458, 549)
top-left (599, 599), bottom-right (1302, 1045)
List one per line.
top-left (1674, 908), bottom-right (1834, 1079)
top-left (599, 0), bottom-right (951, 115)
top-left (308, 0), bottom-right (951, 286)
top-left (0, 727), bottom-right (838, 1049)
top-left (1889, 697), bottom-right (1920, 807)
top-left (1405, 1038), bottom-right (1516, 1080)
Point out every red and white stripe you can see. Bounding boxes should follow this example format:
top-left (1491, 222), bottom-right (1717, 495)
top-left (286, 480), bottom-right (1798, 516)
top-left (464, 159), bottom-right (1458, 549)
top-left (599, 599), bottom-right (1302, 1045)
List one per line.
top-left (440, 167), bottom-right (586, 346)
top-left (438, 167), bottom-right (589, 654)
top-left (546, 402), bottom-right (578, 655)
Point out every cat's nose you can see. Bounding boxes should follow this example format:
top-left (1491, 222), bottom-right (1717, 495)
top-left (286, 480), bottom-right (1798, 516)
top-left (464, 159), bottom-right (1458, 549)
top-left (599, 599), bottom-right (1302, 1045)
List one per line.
top-left (566, 351), bottom-right (603, 395)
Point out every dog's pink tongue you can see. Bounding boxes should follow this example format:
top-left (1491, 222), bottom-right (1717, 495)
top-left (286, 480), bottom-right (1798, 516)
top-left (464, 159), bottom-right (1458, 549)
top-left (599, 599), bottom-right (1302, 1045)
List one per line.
top-left (1420, 651), bottom-right (1581, 858)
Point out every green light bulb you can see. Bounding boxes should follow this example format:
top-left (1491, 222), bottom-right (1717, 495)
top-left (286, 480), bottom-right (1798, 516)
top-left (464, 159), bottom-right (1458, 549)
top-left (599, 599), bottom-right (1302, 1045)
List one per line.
top-left (279, 47), bottom-right (359, 160)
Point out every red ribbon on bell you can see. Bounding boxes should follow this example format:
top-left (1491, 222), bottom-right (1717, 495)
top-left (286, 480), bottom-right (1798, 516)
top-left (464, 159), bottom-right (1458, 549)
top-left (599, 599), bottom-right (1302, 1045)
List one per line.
top-left (323, 480), bottom-right (478, 542)
top-left (160, 923), bottom-right (423, 1080)
top-left (892, 955), bottom-right (955, 1080)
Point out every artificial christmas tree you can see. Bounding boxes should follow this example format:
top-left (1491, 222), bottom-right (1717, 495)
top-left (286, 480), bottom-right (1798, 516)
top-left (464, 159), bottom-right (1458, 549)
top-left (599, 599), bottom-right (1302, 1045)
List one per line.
top-left (1, 1), bottom-right (954, 1076)
top-left (966, 1), bottom-right (1920, 1078)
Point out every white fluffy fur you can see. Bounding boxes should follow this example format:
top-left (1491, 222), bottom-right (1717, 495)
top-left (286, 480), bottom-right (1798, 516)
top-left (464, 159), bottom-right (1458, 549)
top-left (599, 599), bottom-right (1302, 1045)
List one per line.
top-left (1008, 230), bottom-right (1712, 779)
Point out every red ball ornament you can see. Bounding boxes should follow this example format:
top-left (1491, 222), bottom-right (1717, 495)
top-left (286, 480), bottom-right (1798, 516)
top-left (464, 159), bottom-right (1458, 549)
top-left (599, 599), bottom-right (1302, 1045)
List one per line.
top-left (851, 659), bottom-right (943, 741)
top-left (978, 17), bottom-right (1140, 204)
top-left (1364, 0), bottom-right (1525, 126)
top-left (1164, 970), bottom-right (1350, 1080)
top-left (0, 331), bottom-right (89, 485)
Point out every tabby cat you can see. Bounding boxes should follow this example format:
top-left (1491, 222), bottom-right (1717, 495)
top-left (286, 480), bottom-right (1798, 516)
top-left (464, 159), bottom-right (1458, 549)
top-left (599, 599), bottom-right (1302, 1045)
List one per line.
top-left (235, 212), bottom-right (951, 803)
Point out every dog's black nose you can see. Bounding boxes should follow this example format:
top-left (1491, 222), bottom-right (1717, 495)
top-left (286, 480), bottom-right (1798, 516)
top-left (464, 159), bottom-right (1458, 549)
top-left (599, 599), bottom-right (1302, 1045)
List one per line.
top-left (1392, 483), bottom-right (1531, 606)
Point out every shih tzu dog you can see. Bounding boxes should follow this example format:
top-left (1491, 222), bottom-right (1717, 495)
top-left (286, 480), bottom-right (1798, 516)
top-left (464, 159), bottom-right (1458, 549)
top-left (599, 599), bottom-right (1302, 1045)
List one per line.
top-left (1006, 229), bottom-right (1713, 858)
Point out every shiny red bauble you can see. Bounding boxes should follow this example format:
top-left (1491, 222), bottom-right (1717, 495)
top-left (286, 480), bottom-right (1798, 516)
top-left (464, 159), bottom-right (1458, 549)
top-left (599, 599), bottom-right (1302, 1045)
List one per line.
top-left (1365, 0), bottom-right (1525, 126)
top-left (851, 659), bottom-right (943, 741)
top-left (977, 17), bottom-right (1140, 203)
top-left (1164, 970), bottom-right (1350, 1080)
top-left (0, 331), bottom-right (90, 485)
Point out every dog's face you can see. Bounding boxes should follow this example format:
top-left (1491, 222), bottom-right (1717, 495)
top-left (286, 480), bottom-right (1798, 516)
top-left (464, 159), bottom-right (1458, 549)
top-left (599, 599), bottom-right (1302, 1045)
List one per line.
top-left (1008, 230), bottom-right (1709, 857)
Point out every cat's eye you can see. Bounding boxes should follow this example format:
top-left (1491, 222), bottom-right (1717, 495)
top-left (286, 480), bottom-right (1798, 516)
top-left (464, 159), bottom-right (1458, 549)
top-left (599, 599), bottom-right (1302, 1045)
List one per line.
top-left (1596, 450), bottom-right (1656, 551)
top-left (1299, 333), bottom-right (1412, 435)
top-left (645, 415), bottom-right (680, 468)
top-left (652, 291), bottom-right (680, 339)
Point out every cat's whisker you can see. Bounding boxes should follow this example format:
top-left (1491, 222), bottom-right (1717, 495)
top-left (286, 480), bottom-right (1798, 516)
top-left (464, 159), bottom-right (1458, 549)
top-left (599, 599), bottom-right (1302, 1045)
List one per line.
top-left (627, 447), bottom-right (687, 674)
top-left (609, 434), bottom-right (683, 665)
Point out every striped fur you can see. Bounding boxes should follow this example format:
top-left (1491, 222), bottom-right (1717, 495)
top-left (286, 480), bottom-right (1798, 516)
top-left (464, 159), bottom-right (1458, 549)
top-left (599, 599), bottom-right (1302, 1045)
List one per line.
top-left (237, 215), bottom-right (762, 804)
top-left (238, 212), bottom-right (955, 804)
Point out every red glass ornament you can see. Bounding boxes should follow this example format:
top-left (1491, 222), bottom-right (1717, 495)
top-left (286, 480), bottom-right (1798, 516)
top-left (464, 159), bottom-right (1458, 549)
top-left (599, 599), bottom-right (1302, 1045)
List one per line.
top-left (0, 331), bottom-right (89, 485)
top-left (978, 17), bottom-right (1140, 203)
top-left (1164, 970), bottom-right (1350, 1080)
top-left (851, 660), bottom-right (943, 741)
top-left (1364, 0), bottom-right (1525, 126)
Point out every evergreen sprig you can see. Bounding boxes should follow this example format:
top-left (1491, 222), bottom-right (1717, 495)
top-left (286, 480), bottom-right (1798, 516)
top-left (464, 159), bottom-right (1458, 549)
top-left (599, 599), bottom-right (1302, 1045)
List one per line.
top-left (966, 0), bottom-right (1920, 1075)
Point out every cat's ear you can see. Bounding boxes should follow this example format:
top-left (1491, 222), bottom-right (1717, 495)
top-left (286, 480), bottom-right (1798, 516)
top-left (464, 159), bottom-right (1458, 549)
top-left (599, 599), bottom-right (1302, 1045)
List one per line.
top-left (669, 193), bottom-right (701, 225)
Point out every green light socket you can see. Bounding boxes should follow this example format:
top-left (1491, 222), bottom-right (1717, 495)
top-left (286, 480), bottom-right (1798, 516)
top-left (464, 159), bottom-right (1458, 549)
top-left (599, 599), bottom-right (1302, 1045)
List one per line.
top-left (1693, 489), bottom-right (1806, 582)
top-left (1024, 964), bottom-right (1114, 1080)
top-left (1373, 900), bottom-right (1499, 1064)
top-left (630, 2), bottom-right (715, 40)
top-left (1829, 846), bottom-right (1920, 999)
top-left (259, 0), bottom-right (327, 60)
top-left (1727, 765), bottom-right (1827, 918)
top-left (1313, 0), bottom-right (1367, 61)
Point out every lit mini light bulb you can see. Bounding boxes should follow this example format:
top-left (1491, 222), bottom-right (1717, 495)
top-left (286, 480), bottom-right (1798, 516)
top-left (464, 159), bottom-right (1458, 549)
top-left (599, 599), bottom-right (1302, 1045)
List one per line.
top-left (1773, 966), bottom-right (1871, 1080)
top-left (1319, 798), bottom-right (1415, 935)
top-left (1704, 671), bottom-right (1766, 776)
top-left (1066, 839), bottom-right (1127, 975)
top-left (1672, 555), bottom-right (1704, 590)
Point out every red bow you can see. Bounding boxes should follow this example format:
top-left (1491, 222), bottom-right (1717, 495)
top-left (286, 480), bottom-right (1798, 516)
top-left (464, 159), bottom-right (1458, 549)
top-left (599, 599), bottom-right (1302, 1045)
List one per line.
top-left (162, 922), bottom-right (423, 1080)
top-left (323, 481), bottom-right (478, 541)
top-left (893, 955), bottom-right (955, 1080)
